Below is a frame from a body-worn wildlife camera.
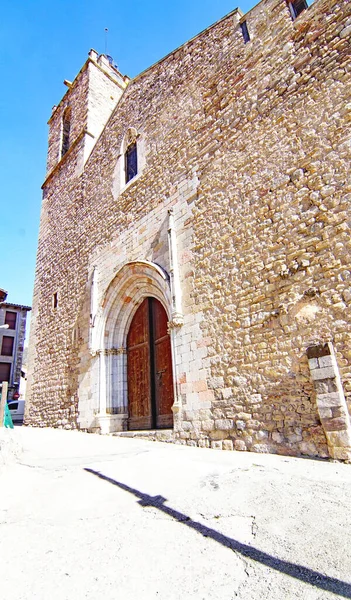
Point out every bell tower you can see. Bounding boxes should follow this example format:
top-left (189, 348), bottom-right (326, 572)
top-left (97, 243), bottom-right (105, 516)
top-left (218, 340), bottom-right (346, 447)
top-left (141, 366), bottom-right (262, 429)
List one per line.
top-left (45, 50), bottom-right (129, 178)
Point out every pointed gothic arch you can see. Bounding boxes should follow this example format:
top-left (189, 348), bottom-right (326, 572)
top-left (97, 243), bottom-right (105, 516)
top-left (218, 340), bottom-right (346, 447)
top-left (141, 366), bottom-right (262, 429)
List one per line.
top-left (92, 261), bottom-right (175, 433)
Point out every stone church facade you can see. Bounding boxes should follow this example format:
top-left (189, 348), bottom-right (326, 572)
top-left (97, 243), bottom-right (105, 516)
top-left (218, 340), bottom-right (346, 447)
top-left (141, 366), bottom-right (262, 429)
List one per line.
top-left (26, 0), bottom-right (351, 460)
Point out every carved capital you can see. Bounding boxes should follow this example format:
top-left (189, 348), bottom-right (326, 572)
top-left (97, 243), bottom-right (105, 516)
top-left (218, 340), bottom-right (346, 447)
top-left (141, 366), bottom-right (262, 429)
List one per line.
top-left (126, 127), bottom-right (138, 146)
top-left (91, 347), bottom-right (127, 357)
top-left (171, 399), bottom-right (182, 414)
top-left (115, 347), bottom-right (127, 355)
top-left (106, 347), bottom-right (127, 356)
top-left (167, 314), bottom-right (184, 333)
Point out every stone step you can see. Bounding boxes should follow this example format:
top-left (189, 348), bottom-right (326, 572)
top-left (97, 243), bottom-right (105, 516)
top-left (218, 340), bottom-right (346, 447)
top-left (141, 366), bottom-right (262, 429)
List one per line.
top-left (112, 429), bottom-right (174, 443)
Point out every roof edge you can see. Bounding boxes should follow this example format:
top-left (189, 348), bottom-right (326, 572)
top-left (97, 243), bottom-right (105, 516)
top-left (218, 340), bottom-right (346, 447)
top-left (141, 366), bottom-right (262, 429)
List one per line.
top-left (131, 7), bottom-right (243, 85)
top-left (0, 302), bottom-right (32, 311)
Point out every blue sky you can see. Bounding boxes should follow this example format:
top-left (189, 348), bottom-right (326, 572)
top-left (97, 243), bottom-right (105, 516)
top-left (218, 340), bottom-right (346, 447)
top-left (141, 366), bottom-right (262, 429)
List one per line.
top-left (0, 0), bottom-right (255, 307)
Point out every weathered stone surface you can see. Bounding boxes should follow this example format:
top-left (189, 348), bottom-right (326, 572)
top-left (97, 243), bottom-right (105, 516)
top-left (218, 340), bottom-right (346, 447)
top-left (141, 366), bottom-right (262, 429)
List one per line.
top-left (234, 440), bottom-right (247, 452)
top-left (214, 419), bottom-right (233, 430)
top-left (211, 441), bottom-right (223, 450)
top-left (222, 440), bottom-right (234, 451)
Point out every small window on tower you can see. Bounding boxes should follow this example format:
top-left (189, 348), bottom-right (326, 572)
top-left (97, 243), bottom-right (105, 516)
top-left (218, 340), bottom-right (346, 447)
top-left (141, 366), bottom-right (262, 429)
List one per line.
top-left (125, 142), bottom-right (138, 184)
top-left (240, 21), bottom-right (250, 44)
top-left (288, 0), bottom-right (308, 19)
top-left (53, 292), bottom-right (58, 309)
top-left (61, 107), bottom-right (71, 158)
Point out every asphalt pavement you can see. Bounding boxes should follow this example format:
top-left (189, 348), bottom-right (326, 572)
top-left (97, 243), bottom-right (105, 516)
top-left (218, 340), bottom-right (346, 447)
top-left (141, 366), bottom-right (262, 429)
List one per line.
top-left (0, 427), bottom-right (350, 600)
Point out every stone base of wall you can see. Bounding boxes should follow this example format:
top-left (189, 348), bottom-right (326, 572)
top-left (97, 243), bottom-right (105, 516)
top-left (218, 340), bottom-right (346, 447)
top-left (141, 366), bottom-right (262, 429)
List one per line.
top-left (172, 432), bottom-right (330, 458)
top-left (113, 429), bottom-right (174, 443)
top-left (94, 413), bottom-right (128, 435)
top-left (112, 427), bottom-right (351, 461)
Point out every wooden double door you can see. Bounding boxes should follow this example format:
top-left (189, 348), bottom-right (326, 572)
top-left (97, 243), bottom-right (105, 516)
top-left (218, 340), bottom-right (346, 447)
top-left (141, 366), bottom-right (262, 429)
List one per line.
top-left (127, 297), bottom-right (174, 430)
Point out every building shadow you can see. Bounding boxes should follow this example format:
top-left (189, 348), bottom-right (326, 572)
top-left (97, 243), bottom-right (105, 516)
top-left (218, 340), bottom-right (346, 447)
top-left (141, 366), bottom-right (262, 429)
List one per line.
top-left (84, 468), bottom-right (351, 598)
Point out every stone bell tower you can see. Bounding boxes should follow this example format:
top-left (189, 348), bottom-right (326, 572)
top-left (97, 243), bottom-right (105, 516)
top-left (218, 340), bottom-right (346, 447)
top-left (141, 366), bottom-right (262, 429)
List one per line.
top-left (25, 51), bottom-right (129, 429)
top-left (45, 50), bottom-right (129, 179)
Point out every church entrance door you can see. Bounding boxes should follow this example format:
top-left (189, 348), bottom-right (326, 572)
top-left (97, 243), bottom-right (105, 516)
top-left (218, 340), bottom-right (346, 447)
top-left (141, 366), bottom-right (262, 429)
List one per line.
top-left (127, 297), bottom-right (174, 430)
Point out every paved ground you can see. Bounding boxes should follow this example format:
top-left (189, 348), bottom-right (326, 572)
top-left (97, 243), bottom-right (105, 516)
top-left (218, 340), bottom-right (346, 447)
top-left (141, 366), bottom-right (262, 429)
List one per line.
top-left (0, 427), bottom-right (350, 600)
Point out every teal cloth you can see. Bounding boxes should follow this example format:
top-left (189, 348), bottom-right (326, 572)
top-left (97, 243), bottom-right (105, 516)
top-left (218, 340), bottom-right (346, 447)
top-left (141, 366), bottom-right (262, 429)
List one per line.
top-left (4, 403), bottom-right (14, 429)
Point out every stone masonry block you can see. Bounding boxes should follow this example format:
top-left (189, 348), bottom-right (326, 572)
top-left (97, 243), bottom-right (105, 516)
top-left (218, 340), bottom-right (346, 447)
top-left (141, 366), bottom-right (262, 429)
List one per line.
top-left (316, 392), bottom-right (343, 408)
top-left (210, 430), bottom-right (227, 441)
top-left (193, 380), bottom-right (208, 393)
top-left (310, 367), bottom-right (336, 381)
top-left (211, 441), bottom-right (223, 450)
top-left (199, 390), bottom-right (215, 403)
top-left (322, 417), bottom-right (349, 432)
top-left (223, 440), bottom-right (234, 451)
top-left (318, 408), bottom-right (333, 419)
top-left (327, 430), bottom-right (351, 448)
top-left (201, 419), bottom-right (215, 431)
top-left (308, 358), bottom-right (319, 370)
top-left (248, 394), bottom-right (262, 404)
top-left (331, 447), bottom-right (351, 461)
top-left (234, 440), bottom-right (247, 452)
top-left (318, 355), bottom-right (334, 369)
top-left (215, 419), bottom-right (233, 430)
top-left (315, 379), bottom-right (338, 394)
top-left (198, 439), bottom-right (210, 448)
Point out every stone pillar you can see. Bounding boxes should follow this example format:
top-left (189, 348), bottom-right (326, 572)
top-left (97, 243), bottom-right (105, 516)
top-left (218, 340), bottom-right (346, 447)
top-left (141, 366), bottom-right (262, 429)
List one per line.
top-left (97, 348), bottom-right (128, 433)
top-left (167, 208), bottom-right (184, 422)
top-left (167, 208), bottom-right (183, 327)
top-left (307, 342), bottom-right (351, 461)
top-left (98, 350), bottom-right (107, 416)
top-left (110, 348), bottom-right (128, 415)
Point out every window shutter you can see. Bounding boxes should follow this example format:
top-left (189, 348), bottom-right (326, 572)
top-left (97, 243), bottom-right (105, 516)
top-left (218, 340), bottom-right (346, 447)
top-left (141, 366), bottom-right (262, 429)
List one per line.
top-left (0, 362), bottom-right (11, 382)
top-left (5, 311), bottom-right (17, 330)
top-left (1, 336), bottom-right (14, 356)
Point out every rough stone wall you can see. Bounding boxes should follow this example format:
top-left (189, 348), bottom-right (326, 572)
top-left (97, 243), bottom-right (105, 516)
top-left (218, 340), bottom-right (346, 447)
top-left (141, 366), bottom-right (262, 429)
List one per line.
top-left (26, 56), bottom-right (127, 429)
top-left (188, 0), bottom-right (351, 457)
top-left (46, 55), bottom-right (126, 175)
top-left (27, 0), bottom-right (351, 458)
top-left (46, 68), bottom-right (89, 174)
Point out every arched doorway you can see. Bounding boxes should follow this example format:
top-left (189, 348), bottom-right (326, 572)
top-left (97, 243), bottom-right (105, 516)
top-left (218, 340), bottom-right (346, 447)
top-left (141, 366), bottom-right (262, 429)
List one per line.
top-left (127, 297), bottom-right (174, 430)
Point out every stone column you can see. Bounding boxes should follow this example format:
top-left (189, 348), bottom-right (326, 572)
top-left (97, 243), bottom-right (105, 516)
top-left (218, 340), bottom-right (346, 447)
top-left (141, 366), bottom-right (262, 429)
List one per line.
top-left (307, 342), bottom-right (351, 461)
top-left (98, 350), bottom-right (107, 416)
top-left (167, 209), bottom-right (184, 423)
top-left (167, 208), bottom-right (183, 327)
top-left (111, 348), bottom-right (128, 415)
top-left (97, 348), bottom-right (128, 433)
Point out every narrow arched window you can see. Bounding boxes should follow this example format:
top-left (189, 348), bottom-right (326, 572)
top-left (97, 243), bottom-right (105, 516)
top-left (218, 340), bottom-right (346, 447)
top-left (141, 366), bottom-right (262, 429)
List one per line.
top-left (125, 141), bottom-right (138, 183)
top-left (240, 21), bottom-right (250, 43)
top-left (288, 0), bottom-right (308, 19)
top-left (61, 108), bottom-right (71, 158)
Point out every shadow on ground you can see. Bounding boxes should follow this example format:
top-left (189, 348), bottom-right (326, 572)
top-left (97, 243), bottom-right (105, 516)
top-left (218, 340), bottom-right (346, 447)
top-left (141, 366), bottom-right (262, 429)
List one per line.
top-left (85, 468), bottom-right (351, 599)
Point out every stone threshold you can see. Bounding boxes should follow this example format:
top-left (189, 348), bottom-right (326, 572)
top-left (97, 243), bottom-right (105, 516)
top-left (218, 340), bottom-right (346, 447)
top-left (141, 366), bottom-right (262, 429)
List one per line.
top-left (112, 429), bottom-right (174, 442)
